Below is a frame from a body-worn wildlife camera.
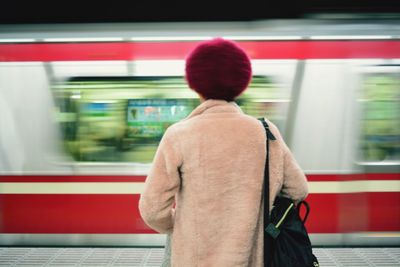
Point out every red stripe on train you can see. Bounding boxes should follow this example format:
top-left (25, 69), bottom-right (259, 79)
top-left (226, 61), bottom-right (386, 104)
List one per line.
top-left (0, 175), bottom-right (147, 183)
top-left (0, 192), bottom-right (399, 234)
top-left (306, 192), bottom-right (400, 233)
top-left (0, 41), bottom-right (400, 61)
top-left (0, 194), bottom-right (154, 234)
top-left (307, 173), bottom-right (400, 181)
top-left (0, 173), bottom-right (398, 182)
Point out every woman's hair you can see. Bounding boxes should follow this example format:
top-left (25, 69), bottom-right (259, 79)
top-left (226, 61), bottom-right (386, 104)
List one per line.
top-left (185, 38), bottom-right (252, 101)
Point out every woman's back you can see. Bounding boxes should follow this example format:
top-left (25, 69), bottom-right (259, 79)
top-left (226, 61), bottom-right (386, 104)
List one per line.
top-left (170, 100), bottom-right (266, 266)
top-left (140, 100), bottom-right (308, 266)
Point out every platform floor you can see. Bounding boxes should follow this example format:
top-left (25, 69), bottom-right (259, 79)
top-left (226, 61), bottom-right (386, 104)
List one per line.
top-left (0, 247), bottom-right (399, 266)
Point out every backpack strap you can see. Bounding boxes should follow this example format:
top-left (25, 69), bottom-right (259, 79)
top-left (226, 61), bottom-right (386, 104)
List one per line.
top-left (259, 118), bottom-right (277, 141)
top-left (298, 200), bottom-right (311, 224)
top-left (258, 117), bottom-right (276, 266)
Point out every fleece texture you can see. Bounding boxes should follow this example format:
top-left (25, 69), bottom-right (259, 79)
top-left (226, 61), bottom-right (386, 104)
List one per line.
top-left (139, 99), bottom-right (309, 267)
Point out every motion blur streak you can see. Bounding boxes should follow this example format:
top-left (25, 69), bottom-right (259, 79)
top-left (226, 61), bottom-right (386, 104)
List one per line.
top-left (0, 20), bottom-right (399, 246)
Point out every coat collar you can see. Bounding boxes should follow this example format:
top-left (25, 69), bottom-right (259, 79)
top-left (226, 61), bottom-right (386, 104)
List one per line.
top-left (185, 99), bottom-right (243, 120)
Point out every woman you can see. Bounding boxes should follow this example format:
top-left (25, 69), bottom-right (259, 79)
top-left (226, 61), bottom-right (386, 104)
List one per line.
top-left (139, 38), bottom-right (309, 266)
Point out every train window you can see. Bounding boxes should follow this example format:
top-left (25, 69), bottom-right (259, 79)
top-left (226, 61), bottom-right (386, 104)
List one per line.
top-left (358, 71), bottom-right (400, 162)
top-left (52, 75), bottom-right (287, 163)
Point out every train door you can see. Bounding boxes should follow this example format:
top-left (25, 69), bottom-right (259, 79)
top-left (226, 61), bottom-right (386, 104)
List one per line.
top-left (0, 62), bottom-right (67, 174)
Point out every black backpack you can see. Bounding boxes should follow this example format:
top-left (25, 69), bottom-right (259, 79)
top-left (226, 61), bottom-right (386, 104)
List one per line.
top-left (258, 118), bottom-right (319, 267)
top-left (267, 197), bottom-right (319, 267)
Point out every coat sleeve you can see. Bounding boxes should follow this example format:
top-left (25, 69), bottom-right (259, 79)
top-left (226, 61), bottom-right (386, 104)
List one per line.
top-left (267, 119), bottom-right (309, 204)
top-left (139, 129), bottom-right (182, 233)
top-left (280, 144), bottom-right (309, 204)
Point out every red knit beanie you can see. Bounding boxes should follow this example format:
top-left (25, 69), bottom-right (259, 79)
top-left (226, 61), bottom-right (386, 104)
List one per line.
top-left (185, 38), bottom-right (252, 101)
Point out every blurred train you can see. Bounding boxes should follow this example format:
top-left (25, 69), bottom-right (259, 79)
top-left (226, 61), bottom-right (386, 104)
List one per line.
top-left (0, 20), bottom-right (399, 247)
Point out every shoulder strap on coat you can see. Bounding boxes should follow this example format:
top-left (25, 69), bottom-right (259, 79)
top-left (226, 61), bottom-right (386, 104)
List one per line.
top-left (258, 117), bottom-right (276, 266)
top-left (259, 118), bottom-right (277, 141)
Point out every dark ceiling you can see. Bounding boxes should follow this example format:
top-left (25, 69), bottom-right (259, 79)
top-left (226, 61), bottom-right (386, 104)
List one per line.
top-left (1, 1), bottom-right (400, 24)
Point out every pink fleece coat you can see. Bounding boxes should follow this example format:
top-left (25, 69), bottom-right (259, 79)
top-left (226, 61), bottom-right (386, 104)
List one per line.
top-left (139, 99), bottom-right (309, 267)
